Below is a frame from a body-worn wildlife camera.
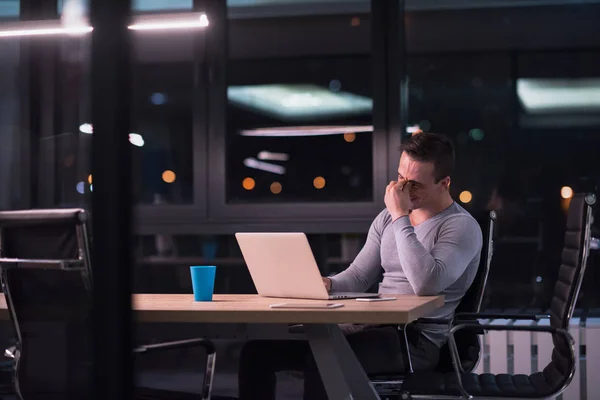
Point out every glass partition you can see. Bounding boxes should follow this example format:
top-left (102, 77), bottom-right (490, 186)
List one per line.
top-left (0, 39), bottom-right (22, 210)
top-left (39, 6), bottom-right (206, 206)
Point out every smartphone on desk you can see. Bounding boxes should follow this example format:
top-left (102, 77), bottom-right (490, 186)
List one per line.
top-left (356, 297), bottom-right (396, 302)
top-left (269, 303), bottom-right (344, 309)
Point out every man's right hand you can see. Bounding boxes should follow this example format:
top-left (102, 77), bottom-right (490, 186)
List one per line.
top-left (322, 277), bottom-right (332, 292)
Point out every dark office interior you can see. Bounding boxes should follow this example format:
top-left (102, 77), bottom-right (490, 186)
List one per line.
top-left (0, 0), bottom-right (599, 399)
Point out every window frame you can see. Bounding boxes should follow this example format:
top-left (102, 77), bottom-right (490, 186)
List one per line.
top-left (205, 10), bottom-right (394, 225)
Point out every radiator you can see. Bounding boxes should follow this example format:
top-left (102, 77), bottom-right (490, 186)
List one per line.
top-left (476, 317), bottom-right (600, 400)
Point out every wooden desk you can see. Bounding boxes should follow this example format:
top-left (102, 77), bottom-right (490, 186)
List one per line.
top-left (0, 293), bottom-right (444, 400)
top-left (0, 294), bottom-right (442, 323)
top-left (132, 294), bottom-right (444, 324)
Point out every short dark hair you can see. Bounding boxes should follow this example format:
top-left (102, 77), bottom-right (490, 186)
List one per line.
top-left (399, 133), bottom-right (455, 182)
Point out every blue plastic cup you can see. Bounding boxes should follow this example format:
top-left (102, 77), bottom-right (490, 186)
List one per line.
top-left (190, 266), bottom-right (216, 301)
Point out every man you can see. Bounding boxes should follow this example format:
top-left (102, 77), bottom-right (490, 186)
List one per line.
top-left (238, 132), bottom-right (483, 400)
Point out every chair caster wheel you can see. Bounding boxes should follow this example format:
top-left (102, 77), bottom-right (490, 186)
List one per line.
top-left (400, 392), bottom-right (411, 400)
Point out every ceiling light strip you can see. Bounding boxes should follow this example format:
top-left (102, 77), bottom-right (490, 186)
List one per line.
top-left (0, 13), bottom-right (208, 38)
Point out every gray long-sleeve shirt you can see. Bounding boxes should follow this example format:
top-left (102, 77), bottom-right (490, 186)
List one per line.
top-left (329, 202), bottom-right (482, 347)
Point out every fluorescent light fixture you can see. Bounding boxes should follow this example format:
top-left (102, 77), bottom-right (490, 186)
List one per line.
top-left (240, 125), bottom-right (373, 137)
top-left (79, 123), bottom-right (93, 134)
top-left (517, 78), bottom-right (600, 114)
top-left (128, 133), bottom-right (145, 147)
top-left (257, 151), bottom-right (290, 162)
top-left (241, 124), bottom-right (420, 137)
top-left (243, 158), bottom-right (286, 175)
top-left (0, 20), bottom-right (92, 37)
top-left (129, 13), bottom-right (209, 30)
top-left (0, 12), bottom-right (208, 38)
top-left (228, 84), bottom-right (372, 121)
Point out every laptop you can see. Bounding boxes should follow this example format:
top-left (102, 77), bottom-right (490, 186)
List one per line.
top-left (235, 232), bottom-right (380, 300)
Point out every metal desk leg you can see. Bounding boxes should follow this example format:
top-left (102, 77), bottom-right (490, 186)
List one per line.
top-left (305, 324), bottom-right (380, 400)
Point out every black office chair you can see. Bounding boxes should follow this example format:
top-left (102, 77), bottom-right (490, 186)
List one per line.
top-left (399, 193), bottom-right (596, 399)
top-left (434, 210), bottom-right (498, 373)
top-left (371, 211), bottom-right (497, 398)
top-left (0, 209), bottom-right (216, 399)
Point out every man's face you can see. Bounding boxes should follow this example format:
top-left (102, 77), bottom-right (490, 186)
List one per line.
top-left (397, 153), bottom-right (450, 210)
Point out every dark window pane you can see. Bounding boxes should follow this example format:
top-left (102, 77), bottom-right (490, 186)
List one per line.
top-left (130, 29), bottom-right (199, 204)
top-left (407, 54), bottom-right (513, 213)
top-left (52, 25), bottom-right (199, 205)
top-left (227, 56), bottom-right (373, 203)
top-left (0, 39), bottom-right (22, 209)
top-left (53, 40), bottom-right (91, 207)
top-left (407, 50), bottom-right (600, 310)
top-left (0, 0), bottom-right (21, 210)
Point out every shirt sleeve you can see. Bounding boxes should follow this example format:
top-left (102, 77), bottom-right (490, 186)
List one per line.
top-left (391, 214), bottom-right (482, 296)
top-left (328, 211), bottom-right (386, 293)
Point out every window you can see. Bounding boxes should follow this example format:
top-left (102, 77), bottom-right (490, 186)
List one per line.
top-left (131, 29), bottom-right (200, 205)
top-left (51, 17), bottom-right (203, 206)
top-left (407, 54), bottom-right (513, 212)
top-left (517, 52), bottom-right (600, 131)
top-left (226, 57), bottom-right (373, 203)
top-left (0, 39), bottom-right (22, 209)
top-left (223, 11), bottom-right (376, 206)
top-left (133, 234), bottom-right (252, 294)
top-left (208, 11), bottom-right (387, 222)
top-left (406, 50), bottom-right (600, 310)
top-left (131, 59), bottom-right (195, 204)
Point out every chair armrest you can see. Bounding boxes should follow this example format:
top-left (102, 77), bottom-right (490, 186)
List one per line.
top-left (0, 258), bottom-right (83, 269)
top-left (134, 338), bottom-right (215, 355)
top-left (135, 338), bottom-right (218, 399)
top-left (446, 322), bottom-right (574, 399)
top-left (454, 312), bottom-right (550, 321)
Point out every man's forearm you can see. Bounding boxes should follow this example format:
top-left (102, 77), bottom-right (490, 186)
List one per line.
top-left (328, 210), bottom-right (386, 293)
top-left (328, 268), bottom-right (363, 292)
